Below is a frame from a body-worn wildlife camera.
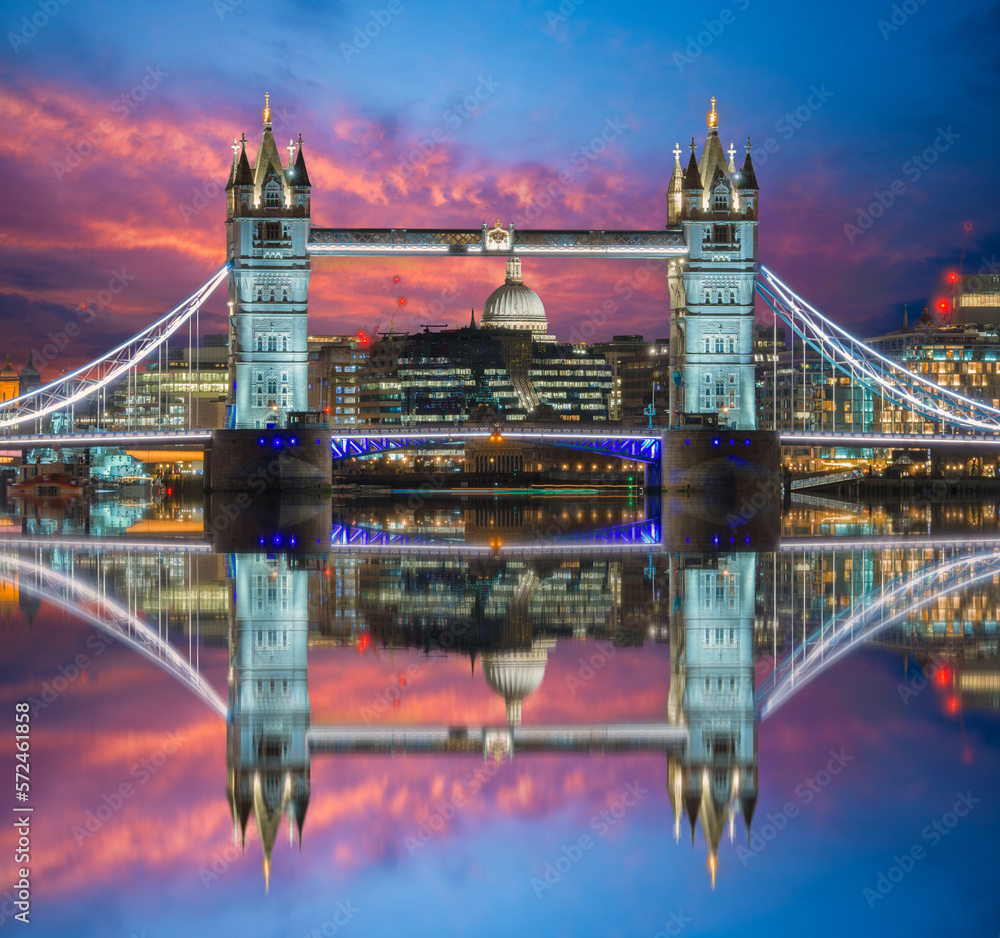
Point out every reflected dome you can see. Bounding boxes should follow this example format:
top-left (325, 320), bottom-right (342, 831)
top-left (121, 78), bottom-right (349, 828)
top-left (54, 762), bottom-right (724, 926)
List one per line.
top-left (482, 639), bottom-right (555, 727)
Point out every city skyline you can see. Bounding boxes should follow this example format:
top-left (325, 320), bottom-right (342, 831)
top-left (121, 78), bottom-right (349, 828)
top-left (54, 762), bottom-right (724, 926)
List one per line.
top-left (2, 0), bottom-right (998, 376)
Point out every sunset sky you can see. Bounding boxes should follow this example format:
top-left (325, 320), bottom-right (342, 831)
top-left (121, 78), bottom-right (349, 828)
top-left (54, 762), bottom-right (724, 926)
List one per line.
top-left (2, 0), bottom-right (998, 377)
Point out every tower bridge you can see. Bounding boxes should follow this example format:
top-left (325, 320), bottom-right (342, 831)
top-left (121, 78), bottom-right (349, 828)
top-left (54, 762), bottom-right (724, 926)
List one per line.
top-left (1, 96), bottom-right (999, 487)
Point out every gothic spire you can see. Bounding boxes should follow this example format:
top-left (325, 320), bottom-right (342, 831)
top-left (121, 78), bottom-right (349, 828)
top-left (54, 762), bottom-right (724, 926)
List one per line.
top-left (682, 145), bottom-right (702, 191)
top-left (737, 138), bottom-right (759, 191)
top-left (699, 97), bottom-right (729, 193)
top-left (290, 137), bottom-right (311, 187)
top-left (227, 136), bottom-right (253, 191)
top-left (253, 94), bottom-right (286, 194)
top-left (667, 142), bottom-right (684, 224)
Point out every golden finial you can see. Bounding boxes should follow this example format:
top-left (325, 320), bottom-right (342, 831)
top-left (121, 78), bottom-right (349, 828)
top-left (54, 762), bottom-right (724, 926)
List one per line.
top-left (262, 92), bottom-right (271, 125)
top-left (708, 97), bottom-right (717, 130)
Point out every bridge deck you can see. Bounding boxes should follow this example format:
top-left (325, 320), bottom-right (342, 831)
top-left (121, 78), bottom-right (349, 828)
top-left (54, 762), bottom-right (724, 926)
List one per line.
top-left (780, 430), bottom-right (1000, 447)
top-left (4, 427), bottom-right (998, 451)
top-left (307, 723), bottom-right (688, 754)
top-left (308, 228), bottom-right (687, 258)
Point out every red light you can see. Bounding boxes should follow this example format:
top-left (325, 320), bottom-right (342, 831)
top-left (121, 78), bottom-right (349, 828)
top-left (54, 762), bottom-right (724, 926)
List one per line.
top-left (324, 406), bottom-right (330, 413)
top-left (948, 272), bottom-right (958, 283)
top-left (947, 696), bottom-right (958, 714)
top-left (397, 297), bottom-right (407, 306)
top-left (167, 487), bottom-right (173, 495)
top-left (358, 634), bottom-right (370, 653)
top-left (937, 300), bottom-right (949, 313)
top-left (357, 330), bottom-right (370, 347)
top-left (399, 675), bottom-right (406, 687)
top-left (393, 276), bottom-right (400, 283)
top-left (935, 667), bottom-right (949, 686)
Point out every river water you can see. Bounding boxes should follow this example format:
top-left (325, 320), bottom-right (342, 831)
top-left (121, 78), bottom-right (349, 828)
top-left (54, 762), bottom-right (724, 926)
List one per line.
top-left (0, 494), bottom-right (997, 937)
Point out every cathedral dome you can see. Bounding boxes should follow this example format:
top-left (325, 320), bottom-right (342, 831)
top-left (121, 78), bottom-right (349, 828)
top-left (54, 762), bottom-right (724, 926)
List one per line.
top-left (482, 640), bottom-right (555, 727)
top-left (481, 257), bottom-right (553, 340)
top-left (0, 356), bottom-right (17, 380)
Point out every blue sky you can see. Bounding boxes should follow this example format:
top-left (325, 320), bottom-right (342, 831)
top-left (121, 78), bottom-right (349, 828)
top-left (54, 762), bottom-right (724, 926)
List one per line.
top-left (2, 0), bottom-right (998, 362)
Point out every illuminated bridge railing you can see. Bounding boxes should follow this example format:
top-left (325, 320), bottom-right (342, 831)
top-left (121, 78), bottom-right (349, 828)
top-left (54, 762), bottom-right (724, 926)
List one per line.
top-left (756, 549), bottom-right (1000, 720)
top-left (308, 228), bottom-right (687, 258)
top-left (328, 522), bottom-right (663, 553)
top-left (0, 265), bottom-right (229, 432)
top-left (0, 550), bottom-right (226, 718)
top-left (757, 266), bottom-right (1000, 435)
top-left (330, 426), bottom-right (661, 463)
top-left (0, 429), bottom-right (213, 449)
top-left (781, 430), bottom-right (1000, 448)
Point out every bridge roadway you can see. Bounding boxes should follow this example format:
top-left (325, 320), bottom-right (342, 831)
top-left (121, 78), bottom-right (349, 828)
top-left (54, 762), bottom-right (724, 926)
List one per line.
top-left (306, 723), bottom-right (687, 755)
top-left (780, 430), bottom-right (1000, 447)
top-left (307, 228), bottom-right (688, 258)
top-left (2, 426), bottom-right (997, 453)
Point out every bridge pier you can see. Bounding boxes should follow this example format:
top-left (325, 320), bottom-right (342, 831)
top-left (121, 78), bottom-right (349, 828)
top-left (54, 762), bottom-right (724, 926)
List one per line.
top-left (654, 429), bottom-right (781, 550)
top-left (206, 418), bottom-right (332, 494)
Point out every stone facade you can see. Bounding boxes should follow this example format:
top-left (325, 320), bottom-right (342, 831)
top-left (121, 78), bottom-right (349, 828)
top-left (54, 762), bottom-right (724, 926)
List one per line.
top-left (226, 96), bottom-right (312, 429)
top-left (667, 99), bottom-right (759, 430)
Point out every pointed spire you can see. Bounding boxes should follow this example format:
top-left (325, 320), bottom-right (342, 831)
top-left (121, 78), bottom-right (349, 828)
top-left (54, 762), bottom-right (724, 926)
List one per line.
top-left (291, 137), bottom-right (311, 187)
top-left (262, 91), bottom-right (271, 126)
top-left (741, 790), bottom-right (757, 839)
top-left (228, 136), bottom-right (253, 191)
top-left (253, 98), bottom-right (286, 194)
top-left (903, 304), bottom-right (909, 332)
top-left (738, 139), bottom-right (758, 191)
top-left (698, 108), bottom-right (729, 192)
top-left (667, 142), bottom-right (684, 225)
top-left (469, 307), bottom-right (477, 329)
top-left (682, 144), bottom-right (702, 191)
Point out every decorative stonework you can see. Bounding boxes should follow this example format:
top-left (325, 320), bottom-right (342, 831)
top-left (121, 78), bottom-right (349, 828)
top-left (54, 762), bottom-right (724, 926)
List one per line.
top-left (484, 218), bottom-right (512, 253)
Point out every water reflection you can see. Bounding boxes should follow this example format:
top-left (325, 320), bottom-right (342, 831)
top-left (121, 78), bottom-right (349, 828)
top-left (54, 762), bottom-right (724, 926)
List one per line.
top-left (0, 496), bottom-right (997, 935)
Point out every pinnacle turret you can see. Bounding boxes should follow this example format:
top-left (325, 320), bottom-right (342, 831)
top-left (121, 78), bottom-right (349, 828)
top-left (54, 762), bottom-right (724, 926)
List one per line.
top-left (737, 138), bottom-right (758, 192)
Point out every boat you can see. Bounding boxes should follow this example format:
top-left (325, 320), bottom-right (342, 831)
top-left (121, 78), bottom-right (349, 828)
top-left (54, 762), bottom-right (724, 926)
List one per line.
top-left (8, 472), bottom-right (90, 500)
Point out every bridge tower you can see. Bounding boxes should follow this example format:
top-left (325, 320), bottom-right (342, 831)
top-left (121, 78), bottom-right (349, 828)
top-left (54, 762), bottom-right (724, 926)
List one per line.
top-left (226, 552), bottom-right (311, 887)
top-left (667, 552), bottom-right (758, 880)
top-left (667, 99), bottom-right (759, 430)
top-left (226, 95), bottom-right (312, 429)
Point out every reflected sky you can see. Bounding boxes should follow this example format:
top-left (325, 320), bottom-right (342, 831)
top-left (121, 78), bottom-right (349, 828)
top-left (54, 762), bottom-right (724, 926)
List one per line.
top-left (0, 499), bottom-right (998, 937)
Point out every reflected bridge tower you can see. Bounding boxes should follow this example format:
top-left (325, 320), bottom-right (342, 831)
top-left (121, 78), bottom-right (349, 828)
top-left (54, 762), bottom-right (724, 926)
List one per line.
top-left (226, 552), bottom-right (311, 887)
top-left (667, 551), bottom-right (758, 884)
